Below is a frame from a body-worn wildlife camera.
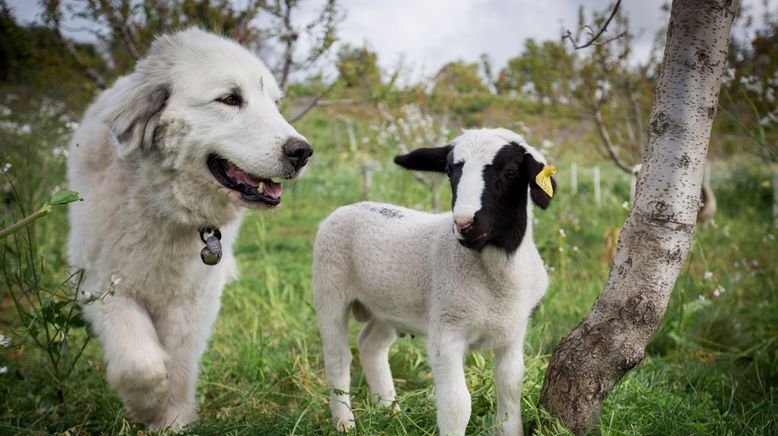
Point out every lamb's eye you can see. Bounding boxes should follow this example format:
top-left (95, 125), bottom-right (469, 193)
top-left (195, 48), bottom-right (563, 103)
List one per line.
top-left (217, 93), bottom-right (243, 107)
top-left (505, 169), bottom-right (518, 179)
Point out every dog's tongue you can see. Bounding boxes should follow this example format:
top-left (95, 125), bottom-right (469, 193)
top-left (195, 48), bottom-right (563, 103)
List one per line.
top-left (262, 180), bottom-right (282, 200)
top-left (226, 166), bottom-right (261, 186)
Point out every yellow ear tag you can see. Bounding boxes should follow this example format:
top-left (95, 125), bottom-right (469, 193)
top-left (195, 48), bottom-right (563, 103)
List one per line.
top-left (535, 165), bottom-right (556, 197)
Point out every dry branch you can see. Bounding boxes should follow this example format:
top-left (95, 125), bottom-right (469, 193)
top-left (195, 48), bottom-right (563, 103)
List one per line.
top-left (563, 0), bottom-right (625, 50)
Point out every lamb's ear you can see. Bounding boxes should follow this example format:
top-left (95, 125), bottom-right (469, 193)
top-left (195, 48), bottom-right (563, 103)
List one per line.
top-left (105, 82), bottom-right (171, 157)
top-left (393, 145), bottom-right (453, 173)
top-left (524, 153), bottom-right (556, 209)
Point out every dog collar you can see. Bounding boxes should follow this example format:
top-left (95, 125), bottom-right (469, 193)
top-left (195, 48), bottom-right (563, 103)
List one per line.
top-left (198, 227), bottom-right (222, 265)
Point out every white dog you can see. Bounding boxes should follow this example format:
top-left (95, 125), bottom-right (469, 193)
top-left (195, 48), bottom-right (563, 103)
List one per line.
top-left (67, 28), bottom-right (312, 429)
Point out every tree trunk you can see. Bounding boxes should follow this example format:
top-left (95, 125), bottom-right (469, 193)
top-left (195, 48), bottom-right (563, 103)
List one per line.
top-left (537, 1), bottom-right (737, 434)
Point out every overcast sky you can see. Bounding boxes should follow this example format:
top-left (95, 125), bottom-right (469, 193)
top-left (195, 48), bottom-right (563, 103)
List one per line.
top-left (7, 0), bottom-right (773, 82)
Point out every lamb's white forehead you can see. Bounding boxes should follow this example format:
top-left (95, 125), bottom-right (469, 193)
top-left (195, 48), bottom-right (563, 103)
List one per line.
top-left (451, 128), bottom-right (547, 165)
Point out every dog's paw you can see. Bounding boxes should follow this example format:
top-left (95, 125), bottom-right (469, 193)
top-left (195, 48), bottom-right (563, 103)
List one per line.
top-left (148, 405), bottom-right (197, 432)
top-left (107, 354), bottom-right (170, 420)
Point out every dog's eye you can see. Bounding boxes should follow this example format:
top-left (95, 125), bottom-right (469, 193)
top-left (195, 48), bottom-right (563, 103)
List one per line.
top-left (217, 94), bottom-right (243, 107)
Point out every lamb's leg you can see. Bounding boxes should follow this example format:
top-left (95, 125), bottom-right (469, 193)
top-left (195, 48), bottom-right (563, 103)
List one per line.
top-left (148, 295), bottom-right (222, 430)
top-left (428, 335), bottom-right (470, 436)
top-left (82, 295), bottom-right (170, 424)
top-left (316, 302), bottom-right (354, 431)
top-left (358, 319), bottom-right (398, 408)
top-left (494, 335), bottom-right (526, 436)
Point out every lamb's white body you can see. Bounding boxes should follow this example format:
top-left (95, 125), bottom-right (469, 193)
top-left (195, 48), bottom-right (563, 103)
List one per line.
top-left (313, 202), bottom-right (548, 435)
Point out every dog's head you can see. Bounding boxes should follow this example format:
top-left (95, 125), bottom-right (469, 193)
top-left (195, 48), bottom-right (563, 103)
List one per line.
top-left (104, 28), bottom-right (311, 225)
top-left (394, 128), bottom-right (555, 253)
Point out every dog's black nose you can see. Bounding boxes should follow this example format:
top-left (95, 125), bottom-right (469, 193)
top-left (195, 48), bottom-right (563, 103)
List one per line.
top-left (283, 138), bottom-right (313, 170)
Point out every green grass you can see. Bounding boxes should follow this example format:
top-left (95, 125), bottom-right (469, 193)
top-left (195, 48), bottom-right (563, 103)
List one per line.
top-left (1, 131), bottom-right (776, 434)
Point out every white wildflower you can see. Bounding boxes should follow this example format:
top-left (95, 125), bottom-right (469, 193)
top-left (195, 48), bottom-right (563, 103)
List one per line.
top-left (703, 271), bottom-right (713, 281)
top-left (0, 334), bottom-right (10, 348)
top-left (0, 367), bottom-right (7, 375)
top-left (558, 228), bottom-right (566, 238)
top-left (713, 285), bottom-right (726, 298)
top-left (110, 274), bottom-right (123, 286)
top-left (621, 201), bottom-right (630, 210)
top-left (1, 163), bottom-right (11, 173)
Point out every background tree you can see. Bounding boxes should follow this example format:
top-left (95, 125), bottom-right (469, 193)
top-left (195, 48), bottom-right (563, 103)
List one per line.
top-left (537, 1), bottom-right (737, 434)
top-left (495, 38), bottom-right (575, 106)
top-left (431, 60), bottom-right (488, 95)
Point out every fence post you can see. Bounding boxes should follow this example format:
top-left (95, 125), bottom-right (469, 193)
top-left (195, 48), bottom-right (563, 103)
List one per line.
top-left (773, 166), bottom-right (778, 229)
top-left (571, 163), bottom-right (578, 195)
top-left (593, 166), bottom-right (601, 206)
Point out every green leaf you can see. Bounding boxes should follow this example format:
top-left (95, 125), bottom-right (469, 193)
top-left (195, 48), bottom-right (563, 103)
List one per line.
top-left (47, 190), bottom-right (80, 206)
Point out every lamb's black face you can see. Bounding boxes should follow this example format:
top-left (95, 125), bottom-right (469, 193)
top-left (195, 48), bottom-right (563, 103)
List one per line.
top-left (394, 129), bottom-right (555, 253)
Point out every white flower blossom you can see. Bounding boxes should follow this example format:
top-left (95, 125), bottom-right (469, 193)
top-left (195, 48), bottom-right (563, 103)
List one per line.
top-left (0, 334), bottom-right (10, 348)
top-left (703, 271), bottom-right (713, 281)
top-left (558, 228), bottom-right (566, 238)
top-left (110, 274), bottom-right (123, 286)
top-left (1, 163), bottom-right (11, 174)
top-left (0, 367), bottom-right (7, 375)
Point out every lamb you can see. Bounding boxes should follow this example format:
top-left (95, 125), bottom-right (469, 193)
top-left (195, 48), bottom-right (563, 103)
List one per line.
top-left (312, 128), bottom-right (557, 436)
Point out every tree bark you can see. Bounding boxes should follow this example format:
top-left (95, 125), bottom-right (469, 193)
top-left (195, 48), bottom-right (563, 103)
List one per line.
top-left (537, 1), bottom-right (737, 434)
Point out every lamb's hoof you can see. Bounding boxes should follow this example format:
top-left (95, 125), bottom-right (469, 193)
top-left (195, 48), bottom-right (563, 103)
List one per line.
top-left (375, 395), bottom-right (399, 411)
top-left (334, 412), bottom-right (356, 432)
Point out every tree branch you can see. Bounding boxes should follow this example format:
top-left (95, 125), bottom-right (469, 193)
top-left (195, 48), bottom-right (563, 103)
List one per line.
top-left (278, 0), bottom-right (296, 90)
top-left (96, 0), bottom-right (141, 60)
top-left (591, 103), bottom-right (636, 174)
top-left (563, 0), bottom-right (624, 50)
top-left (45, 2), bottom-right (107, 90)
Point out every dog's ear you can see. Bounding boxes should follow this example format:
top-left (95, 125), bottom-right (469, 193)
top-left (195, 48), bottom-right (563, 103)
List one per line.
top-left (394, 145), bottom-right (453, 173)
top-left (523, 153), bottom-right (556, 209)
top-left (105, 82), bottom-right (171, 157)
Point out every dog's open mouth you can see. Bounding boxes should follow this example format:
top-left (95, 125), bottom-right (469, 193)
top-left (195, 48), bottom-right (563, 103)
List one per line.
top-left (207, 154), bottom-right (282, 206)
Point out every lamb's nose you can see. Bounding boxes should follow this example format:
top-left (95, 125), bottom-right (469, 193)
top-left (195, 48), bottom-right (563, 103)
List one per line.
top-left (283, 138), bottom-right (313, 170)
top-left (454, 217), bottom-right (474, 233)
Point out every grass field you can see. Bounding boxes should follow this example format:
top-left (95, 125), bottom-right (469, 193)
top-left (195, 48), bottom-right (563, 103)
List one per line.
top-left (1, 121), bottom-right (777, 435)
